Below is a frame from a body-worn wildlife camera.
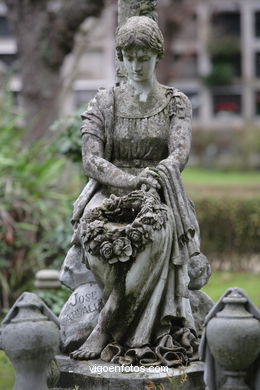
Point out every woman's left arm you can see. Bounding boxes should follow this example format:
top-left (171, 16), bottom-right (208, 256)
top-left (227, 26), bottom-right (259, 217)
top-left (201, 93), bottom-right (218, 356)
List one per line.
top-left (160, 93), bottom-right (192, 172)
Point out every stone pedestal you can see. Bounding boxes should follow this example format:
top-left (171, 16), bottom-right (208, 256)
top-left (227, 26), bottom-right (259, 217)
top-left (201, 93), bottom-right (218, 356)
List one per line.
top-left (53, 355), bottom-right (205, 390)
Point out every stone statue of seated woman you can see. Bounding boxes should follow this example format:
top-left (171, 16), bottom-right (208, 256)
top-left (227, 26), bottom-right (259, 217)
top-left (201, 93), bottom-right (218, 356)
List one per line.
top-left (60, 15), bottom-right (211, 367)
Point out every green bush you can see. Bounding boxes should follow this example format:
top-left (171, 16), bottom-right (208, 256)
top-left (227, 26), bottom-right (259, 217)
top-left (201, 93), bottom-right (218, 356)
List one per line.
top-left (202, 34), bottom-right (240, 87)
top-left (202, 63), bottom-right (235, 86)
top-left (36, 287), bottom-right (71, 316)
top-left (51, 108), bottom-right (83, 164)
top-left (0, 108), bottom-right (77, 312)
top-left (208, 35), bottom-right (241, 59)
top-left (196, 197), bottom-right (260, 270)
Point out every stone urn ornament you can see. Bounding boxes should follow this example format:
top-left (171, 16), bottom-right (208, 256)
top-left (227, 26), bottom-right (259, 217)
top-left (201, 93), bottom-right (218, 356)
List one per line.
top-left (200, 287), bottom-right (260, 390)
top-left (0, 292), bottom-right (60, 390)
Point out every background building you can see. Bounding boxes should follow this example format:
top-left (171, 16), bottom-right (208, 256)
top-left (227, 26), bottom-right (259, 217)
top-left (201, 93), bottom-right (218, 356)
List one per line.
top-left (1, 0), bottom-right (260, 129)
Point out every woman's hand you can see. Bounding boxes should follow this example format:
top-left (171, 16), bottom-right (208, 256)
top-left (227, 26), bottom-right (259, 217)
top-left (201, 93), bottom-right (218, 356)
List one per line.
top-left (130, 168), bottom-right (161, 191)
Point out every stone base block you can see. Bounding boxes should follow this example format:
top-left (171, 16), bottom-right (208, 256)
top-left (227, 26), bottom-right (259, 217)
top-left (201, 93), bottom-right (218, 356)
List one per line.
top-left (53, 355), bottom-right (205, 390)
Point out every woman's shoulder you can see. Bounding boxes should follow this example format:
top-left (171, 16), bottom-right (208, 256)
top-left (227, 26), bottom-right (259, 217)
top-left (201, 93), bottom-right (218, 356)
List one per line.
top-left (81, 87), bottom-right (114, 120)
top-left (91, 87), bottom-right (114, 109)
top-left (161, 85), bottom-right (192, 118)
top-left (161, 85), bottom-right (190, 103)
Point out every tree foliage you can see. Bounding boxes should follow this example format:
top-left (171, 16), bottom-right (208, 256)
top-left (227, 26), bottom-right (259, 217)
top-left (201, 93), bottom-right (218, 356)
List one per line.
top-left (0, 101), bottom-right (76, 311)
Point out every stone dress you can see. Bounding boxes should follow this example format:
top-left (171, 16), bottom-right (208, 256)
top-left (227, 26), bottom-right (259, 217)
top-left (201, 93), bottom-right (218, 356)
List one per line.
top-left (72, 83), bottom-right (200, 367)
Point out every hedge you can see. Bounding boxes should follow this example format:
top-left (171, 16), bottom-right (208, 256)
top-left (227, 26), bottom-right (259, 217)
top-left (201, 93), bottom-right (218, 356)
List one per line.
top-left (195, 197), bottom-right (260, 271)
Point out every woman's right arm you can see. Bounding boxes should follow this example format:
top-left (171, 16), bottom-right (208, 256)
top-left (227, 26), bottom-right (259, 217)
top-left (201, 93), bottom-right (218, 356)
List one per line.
top-left (82, 134), bottom-right (159, 190)
top-left (82, 133), bottom-right (138, 189)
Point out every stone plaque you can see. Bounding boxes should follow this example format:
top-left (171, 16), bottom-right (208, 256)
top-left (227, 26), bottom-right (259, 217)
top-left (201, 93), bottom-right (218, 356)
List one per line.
top-left (59, 282), bottom-right (102, 353)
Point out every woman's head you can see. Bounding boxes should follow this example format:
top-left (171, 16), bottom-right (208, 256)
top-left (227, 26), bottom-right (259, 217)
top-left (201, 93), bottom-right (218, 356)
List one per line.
top-left (116, 16), bottom-right (164, 62)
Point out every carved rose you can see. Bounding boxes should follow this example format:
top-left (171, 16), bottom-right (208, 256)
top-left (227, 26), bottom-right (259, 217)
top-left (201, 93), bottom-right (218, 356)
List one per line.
top-left (140, 212), bottom-right (157, 226)
top-left (126, 227), bottom-right (144, 248)
top-left (103, 194), bottom-right (120, 211)
top-left (153, 213), bottom-right (166, 230)
top-left (113, 238), bottom-right (132, 262)
top-left (84, 208), bottom-right (104, 221)
top-left (81, 220), bottom-right (105, 242)
top-left (103, 198), bottom-right (115, 210)
top-left (99, 241), bottom-right (114, 261)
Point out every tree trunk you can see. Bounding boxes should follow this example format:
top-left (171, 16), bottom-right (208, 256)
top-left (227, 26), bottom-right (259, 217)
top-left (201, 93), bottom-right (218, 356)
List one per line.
top-left (4, 0), bottom-right (104, 142)
top-left (20, 53), bottom-right (62, 142)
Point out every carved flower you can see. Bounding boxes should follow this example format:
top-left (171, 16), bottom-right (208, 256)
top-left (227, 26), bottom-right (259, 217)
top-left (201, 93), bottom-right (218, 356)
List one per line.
top-left (99, 241), bottom-right (114, 261)
top-left (80, 189), bottom-right (168, 265)
top-left (153, 212), bottom-right (166, 230)
top-left (103, 194), bottom-right (120, 211)
top-left (126, 226), bottom-right (144, 248)
top-left (140, 212), bottom-right (157, 226)
top-left (132, 220), bottom-right (151, 240)
top-left (84, 208), bottom-right (104, 222)
top-left (113, 238), bottom-right (132, 263)
top-left (80, 220), bottom-right (105, 243)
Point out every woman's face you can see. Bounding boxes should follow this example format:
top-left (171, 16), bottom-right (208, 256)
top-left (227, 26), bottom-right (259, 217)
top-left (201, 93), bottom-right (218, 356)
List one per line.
top-left (122, 48), bottom-right (157, 83)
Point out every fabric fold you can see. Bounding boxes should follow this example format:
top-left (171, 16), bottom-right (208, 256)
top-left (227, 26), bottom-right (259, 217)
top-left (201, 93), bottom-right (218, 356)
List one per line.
top-left (156, 162), bottom-right (200, 264)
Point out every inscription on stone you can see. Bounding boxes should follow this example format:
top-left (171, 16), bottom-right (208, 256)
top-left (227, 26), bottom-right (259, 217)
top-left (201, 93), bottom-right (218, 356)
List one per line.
top-left (59, 282), bottom-right (102, 353)
top-left (70, 290), bottom-right (99, 306)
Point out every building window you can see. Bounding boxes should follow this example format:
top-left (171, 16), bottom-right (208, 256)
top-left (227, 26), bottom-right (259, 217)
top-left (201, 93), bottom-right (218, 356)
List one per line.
top-left (213, 93), bottom-right (242, 117)
top-left (255, 12), bottom-right (260, 37)
top-left (175, 13), bottom-right (197, 40)
top-left (172, 54), bottom-right (198, 79)
top-left (0, 53), bottom-right (17, 67)
top-left (212, 12), bottom-right (241, 36)
top-left (255, 52), bottom-right (260, 77)
top-left (0, 16), bottom-right (13, 37)
top-left (255, 91), bottom-right (260, 115)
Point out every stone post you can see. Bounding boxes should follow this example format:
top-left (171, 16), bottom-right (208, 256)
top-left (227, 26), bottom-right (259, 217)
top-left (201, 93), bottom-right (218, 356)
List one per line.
top-left (118, 0), bottom-right (158, 27)
top-left (34, 269), bottom-right (61, 289)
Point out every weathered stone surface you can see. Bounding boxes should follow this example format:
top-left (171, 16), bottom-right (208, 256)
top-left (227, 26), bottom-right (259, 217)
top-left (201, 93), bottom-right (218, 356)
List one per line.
top-left (59, 245), bottom-right (103, 353)
top-left (60, 245), bottom-right (97, 290)
top-left (188, 253), bottom-right (211, 291)
top-left (1, 292), bottom-right (60, 390)
top-left (52, 355), bottom-right (205, 390)
top-left (59, 283), bottom-right (102, 353)
top-left (118, 0), bottom-right (158, 27)
top-left (189, 290), bottom-right (214, 336)
top-left (201, 287), bottom-right (260, 390)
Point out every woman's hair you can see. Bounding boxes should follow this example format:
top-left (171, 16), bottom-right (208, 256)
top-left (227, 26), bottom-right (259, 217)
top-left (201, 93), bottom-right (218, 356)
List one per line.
top-left (116, 16), bottom-right (164, 61)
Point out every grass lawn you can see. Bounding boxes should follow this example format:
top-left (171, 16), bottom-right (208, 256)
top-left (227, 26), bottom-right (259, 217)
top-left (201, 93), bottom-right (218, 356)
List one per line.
top-left (182, 167), bottom-right (260, 186)
top-left (0, 351), bottom-right (15, 390)
top-left (203, 271), bottom-right (260, 306)
top-left (182, 167), bottom-right (260, 199)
